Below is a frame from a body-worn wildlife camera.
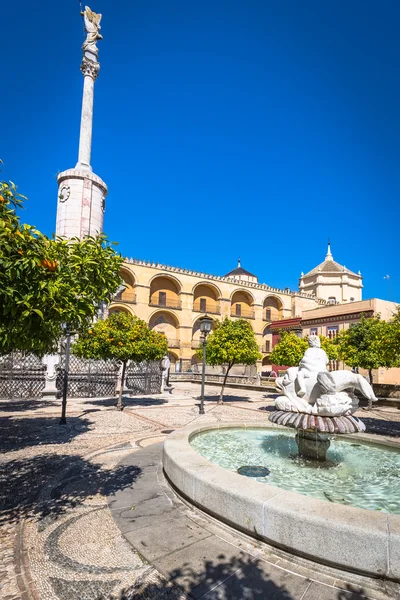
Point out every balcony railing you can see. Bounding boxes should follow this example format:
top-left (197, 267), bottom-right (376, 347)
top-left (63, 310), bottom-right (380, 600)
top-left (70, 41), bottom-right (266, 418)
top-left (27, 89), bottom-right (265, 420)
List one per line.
top-left (112, 290), bottom-right (136, 304)
top-left (230, 307), bottom-right (255, 319)
top-left (261, 344), bottom-right (271, 353)
top-left (193, 302), bottom-right (221, 315)
top-left (167, 339), bottom-right (180, 348)
top-left (149, 298), bottom-right (181, 310)
top-left (191, 340), bottom-right (203, 349)
top-left (263, 314), bottom-right (283, 322)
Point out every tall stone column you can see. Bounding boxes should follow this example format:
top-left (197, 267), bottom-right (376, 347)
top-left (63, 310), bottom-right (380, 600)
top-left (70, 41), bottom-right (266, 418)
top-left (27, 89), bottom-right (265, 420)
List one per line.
top-left (76, 57), bottom-right (99, 171)
top-left (55, 6), bottom-right (107, 240)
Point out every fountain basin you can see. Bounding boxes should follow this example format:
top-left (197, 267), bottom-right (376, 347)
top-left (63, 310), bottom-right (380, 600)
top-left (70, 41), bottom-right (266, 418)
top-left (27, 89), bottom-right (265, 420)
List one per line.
top-left (163, 422), bottom-right (400, 581)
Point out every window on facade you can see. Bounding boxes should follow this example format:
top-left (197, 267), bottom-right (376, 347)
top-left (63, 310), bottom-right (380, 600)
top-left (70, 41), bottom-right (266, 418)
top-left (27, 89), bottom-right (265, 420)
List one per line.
top-left (158, 291), bottom-right (166, 306)
top-left (265, 340), bottom-right (271, 352)
top-left (327, 326), bottom-right (339, 340)
top-left (310, 327), bottom-right (318, 335)
top-left (200, 298), bottom-right (207, 312)
top-left (265, 308), bottom-right (271, 321)
top-left (235, 304), bottom-right (241, 316)
top-left (328, 297), bottom-right (336, 305)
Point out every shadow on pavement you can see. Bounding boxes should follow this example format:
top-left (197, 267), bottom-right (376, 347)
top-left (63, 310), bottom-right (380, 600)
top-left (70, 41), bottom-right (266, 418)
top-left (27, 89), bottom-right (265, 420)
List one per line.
top-left (109, 553), bottom-right (296, 599)
top-left (0, 452), bottom-right (141, 526)
top-left (201, 395), bottom-right (251, 403)
top-left (0, 398), bottom-right (60, 413)
top-left (358, 417), bottom-right (400, 437)
top-left (108, 558), bottom-right (372, 599)
top-left (85, 396), bottom-right (168, 408)
top-left (0, 415), bottom-right (91, 452)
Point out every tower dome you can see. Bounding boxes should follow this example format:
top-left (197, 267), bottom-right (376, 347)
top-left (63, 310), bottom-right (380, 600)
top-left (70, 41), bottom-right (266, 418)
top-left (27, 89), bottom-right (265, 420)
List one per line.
top-left (299, 243), bottom-right (362, 304)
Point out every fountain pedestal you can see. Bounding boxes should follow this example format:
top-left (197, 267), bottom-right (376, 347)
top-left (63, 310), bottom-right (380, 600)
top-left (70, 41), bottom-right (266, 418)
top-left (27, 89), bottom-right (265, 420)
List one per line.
top-left (295, 430), bottom-right (330, 461)
top-left (269, 410), bottom-right (366, 462)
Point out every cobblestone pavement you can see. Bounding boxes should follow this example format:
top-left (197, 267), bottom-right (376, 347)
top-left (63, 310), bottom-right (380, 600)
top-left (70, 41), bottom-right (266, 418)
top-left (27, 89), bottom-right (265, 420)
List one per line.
top-left (1, 383), bottom-right (400, 600)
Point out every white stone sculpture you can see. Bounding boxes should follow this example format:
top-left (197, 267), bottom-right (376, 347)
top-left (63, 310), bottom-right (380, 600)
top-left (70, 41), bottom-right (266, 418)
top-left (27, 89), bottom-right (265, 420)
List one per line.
top-left (161, 355), bottom-right (171, 393)
top-left (275, 335), bottom-right (377, 417)
top-left (82, 6), bottom-right (103, 57)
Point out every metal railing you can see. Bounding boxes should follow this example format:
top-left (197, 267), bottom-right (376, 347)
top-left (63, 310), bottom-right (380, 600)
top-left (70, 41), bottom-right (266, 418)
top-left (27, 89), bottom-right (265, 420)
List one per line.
top-left (149, 298), bottom-right (181, 310)
top-left (230, 307), bottom-right (255, 319)
top-left (191, 340), bottom-right (203, 349)
top-left (193, 302), bottom-right (220, 315)
top-left (167, 339), bottom-right (180, 348)
top-left (261, 344), bottom-right (271, 353)
top-left (262, 313), bottom-right (283, 322)
top-left (113, 290), bottom-right (137, 304)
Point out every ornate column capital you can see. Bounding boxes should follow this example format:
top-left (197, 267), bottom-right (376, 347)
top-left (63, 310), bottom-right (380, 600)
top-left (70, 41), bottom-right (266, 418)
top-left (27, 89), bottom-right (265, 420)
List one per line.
top-left (80, 56), bottom-right (100, 80)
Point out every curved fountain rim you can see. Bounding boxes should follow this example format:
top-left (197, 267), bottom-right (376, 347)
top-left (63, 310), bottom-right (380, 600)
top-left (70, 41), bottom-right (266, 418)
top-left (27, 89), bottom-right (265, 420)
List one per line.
top-left (163, 421), bottom-right (400, 581)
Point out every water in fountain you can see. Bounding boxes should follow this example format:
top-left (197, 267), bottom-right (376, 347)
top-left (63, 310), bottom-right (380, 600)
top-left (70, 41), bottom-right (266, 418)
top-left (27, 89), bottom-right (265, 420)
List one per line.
top-left (190, 427), bottom-right (400, 513)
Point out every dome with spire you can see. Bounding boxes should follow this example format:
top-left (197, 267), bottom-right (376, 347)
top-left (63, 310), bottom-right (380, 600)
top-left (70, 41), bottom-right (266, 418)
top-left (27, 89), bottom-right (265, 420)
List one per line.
top-left (303, 243), bottom-right (358, 277)
top-left (299, 243), bottom-right (362, 304)
top-left (225, 258), bottom-right (258, 283)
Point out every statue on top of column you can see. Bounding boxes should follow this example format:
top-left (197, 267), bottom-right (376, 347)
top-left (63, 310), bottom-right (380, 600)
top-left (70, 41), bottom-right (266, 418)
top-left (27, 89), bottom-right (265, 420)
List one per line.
top-left (81, 6), bottom-right (103, 57)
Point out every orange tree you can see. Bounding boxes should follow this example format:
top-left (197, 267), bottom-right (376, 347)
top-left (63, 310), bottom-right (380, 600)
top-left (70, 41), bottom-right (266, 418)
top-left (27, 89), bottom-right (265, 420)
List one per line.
top-left (335, 314), bottom-right (399, 384)
top-left (196, 318), bottom-right (261, 404)
top-left (72, 312), bottom-right (168, 409)
top-left (0, 169), bottom-right (123, 355)
top-left (268, 331), bottom-right (338, 367)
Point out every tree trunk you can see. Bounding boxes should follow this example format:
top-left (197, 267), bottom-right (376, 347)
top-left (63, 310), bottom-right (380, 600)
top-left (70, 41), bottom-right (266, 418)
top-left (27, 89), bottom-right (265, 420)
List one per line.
top-left (218, 364), bottom-right (233, 405)
top-left (117, 361), bottom-right (127, 411)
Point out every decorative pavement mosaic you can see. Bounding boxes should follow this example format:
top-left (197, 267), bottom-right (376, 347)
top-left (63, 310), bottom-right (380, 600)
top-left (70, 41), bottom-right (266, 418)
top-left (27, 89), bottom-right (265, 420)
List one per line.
top-left (1, 382), bottom-right (400, 600)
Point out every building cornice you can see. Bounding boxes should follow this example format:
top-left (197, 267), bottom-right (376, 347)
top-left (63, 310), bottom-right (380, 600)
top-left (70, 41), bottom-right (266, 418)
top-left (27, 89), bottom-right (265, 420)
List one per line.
top-left (124, 258), bottom-right (326, 304)
top-left (301, 310), bottom-right (374, 326)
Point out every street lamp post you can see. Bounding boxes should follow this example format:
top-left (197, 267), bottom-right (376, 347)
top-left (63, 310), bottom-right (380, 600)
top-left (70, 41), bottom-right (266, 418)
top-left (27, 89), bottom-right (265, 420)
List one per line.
top-left (198, 315), bottom-right (213, 415)
top-left (60, 325), bottom-right (72, 425)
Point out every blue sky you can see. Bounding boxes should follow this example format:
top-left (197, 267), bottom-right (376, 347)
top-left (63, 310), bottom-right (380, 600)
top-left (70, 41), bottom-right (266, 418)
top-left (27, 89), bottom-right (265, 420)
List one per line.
top-left (2, 1), bottom-right (399, 301)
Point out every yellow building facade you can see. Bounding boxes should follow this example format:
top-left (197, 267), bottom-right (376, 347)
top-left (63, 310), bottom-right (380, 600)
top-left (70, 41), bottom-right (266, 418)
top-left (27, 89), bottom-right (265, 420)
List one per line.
top-left (109, 259), bottom-right (323, 372)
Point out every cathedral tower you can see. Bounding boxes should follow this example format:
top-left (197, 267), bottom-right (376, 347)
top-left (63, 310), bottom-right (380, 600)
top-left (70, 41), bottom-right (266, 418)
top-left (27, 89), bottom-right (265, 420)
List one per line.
top-left (299, 243), bottom-right (363, 304)
top-left (55, 6), bottom-right (107, 239)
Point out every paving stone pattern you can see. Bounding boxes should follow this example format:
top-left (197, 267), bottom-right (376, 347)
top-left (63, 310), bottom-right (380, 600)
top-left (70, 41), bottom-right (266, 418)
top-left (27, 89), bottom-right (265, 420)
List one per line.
top-left (1, 383), bottom-right (400, 599)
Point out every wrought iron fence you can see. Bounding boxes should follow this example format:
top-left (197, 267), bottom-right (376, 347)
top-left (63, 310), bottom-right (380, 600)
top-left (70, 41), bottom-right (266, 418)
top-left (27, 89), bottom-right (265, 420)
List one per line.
top-left (56, 354), bottom-right (120, 398)
top-left (0, 353), bottom-right (46, 399)
top-left (126, 361), bottom-right (162, 395)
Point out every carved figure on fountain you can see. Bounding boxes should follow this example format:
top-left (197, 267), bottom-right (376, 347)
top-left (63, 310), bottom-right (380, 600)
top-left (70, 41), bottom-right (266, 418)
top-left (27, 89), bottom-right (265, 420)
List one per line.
top-left (274, 335), bottom-right (377, 417)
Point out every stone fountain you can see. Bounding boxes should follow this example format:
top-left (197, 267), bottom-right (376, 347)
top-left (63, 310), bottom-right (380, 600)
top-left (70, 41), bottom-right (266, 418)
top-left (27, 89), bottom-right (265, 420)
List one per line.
top-left (269, 335), bottom-right (377, 461)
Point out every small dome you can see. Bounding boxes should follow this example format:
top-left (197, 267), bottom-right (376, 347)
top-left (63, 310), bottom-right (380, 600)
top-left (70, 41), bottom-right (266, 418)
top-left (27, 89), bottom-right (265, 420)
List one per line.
top-left (225, 259), bottom-right (258, 282)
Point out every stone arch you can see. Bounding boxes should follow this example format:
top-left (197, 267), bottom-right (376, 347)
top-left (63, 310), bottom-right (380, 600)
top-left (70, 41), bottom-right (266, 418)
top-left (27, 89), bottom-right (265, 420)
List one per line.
top-left (149, 274), bottom-right (182, 309)
top-left (191, 315), bottom-right (217, 346)
top-left (262, 325), bottom-right (272, 353)
top-left (263, 295), bottom-right (283, 322)
top-left (192, 282), bottom-right (221, 314)
top-left (230, 289), bottom-right (254, 319)
top-left (149, 310), bottom-right (180, 347)
top-left (168, 351), bottom-right (179, 372)
top-left (117, 268), bottom-right (136, 303)
top-left (108, 304), bottom-right (135, 316)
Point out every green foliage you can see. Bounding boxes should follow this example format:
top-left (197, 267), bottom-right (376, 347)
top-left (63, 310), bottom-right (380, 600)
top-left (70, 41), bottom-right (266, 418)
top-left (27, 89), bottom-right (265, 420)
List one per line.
top-left (196, 318), bottom-right (261, 403)
top-left (335, 314), bottom-right (400, 375)
top-left (268, 331), bottom-right (339, 367)
top-left (72, 312), bottom-right (168, 363)
top-left (196, 318), bottom-right (261, 368)
top-left (0, 171), bottom-right (123, 356)
top-left (267, 332), bottom-right (307, 367)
